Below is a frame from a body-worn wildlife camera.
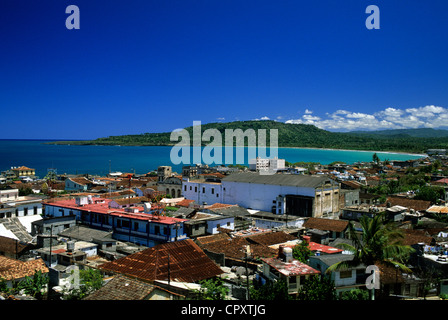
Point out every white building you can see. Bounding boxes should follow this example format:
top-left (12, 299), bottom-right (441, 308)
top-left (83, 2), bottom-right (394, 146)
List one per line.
top-left (182, 180), bottom-right (223, 206)
top-left (0, 189), bottom-right (43, 219)
top-left (249, 157), bottom-right (285, 173)
top-left (222, 172), bottom-right (339, 218)
top-left (183, 172), bottom-right (340, 218)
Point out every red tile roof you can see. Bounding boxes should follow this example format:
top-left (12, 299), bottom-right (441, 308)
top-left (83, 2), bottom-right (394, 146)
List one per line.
top-left (205, 203), bottom-right (235, 210)
top-left (247, 231), bottom-right (297, 246)
top-left (386, 196), bottom-right (431, 212)
top-left (98, 239), bottom-right (223, 283)
top-left (175, 199), bottom-right (195, 207)
top-left (303, 218), bottom-right (349, 233)
top-left (12, 166), bottom-right (34, 171)
top-left (261, 257), bottom-right (320, 277)
top-left (198, 235), bottom-right (277, 260)
top-left (307, 242), bottom-right (343, 254)
top-left (0, 256), bottom-right (48, 281)
top-left (45, 197), bottom-right (186, 225)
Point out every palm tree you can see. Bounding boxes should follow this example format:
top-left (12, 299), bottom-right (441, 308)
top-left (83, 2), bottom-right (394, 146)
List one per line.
top-left (327, 212), bottom-right (415, 274)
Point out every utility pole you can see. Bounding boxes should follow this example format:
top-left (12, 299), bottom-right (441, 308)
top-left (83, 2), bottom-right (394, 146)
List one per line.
top-left (167, 253), bottom-right (171, 286)
top-left (244, 245), bottom-right (251, 300)
top-left (48, 225), bottom-right (53, 268)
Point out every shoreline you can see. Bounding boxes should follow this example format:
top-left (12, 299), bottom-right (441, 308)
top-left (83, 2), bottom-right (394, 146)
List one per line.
top-left (44, 140), bottom-right (428, 157)
top-left (277, 146), bottom-right (427, 157)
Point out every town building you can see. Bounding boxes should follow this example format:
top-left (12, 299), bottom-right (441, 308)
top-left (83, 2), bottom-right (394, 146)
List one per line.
top-left (308, 253), bottom-right (366, 296)
top-left (98, 239), bottom-right (224, 284)
top-left (0, 255), bottom-right (48, 289)
top-left (43, 196), bottom-right (188, 247)
top-left (183, 172), bottom-right (340, 218)
top-left (11, 166), bottom-right (36, 178)
top-left (65, 177), bottom-right (93, 192)
top-left (221, 172), bottom-right (340, 218)
top-left (259, 246), bottom-right (320, 295)
top-left (158, 175), bottom-right (183, 198)
top-left (249, 157), bottom-right (286, 173)
top-left (0, 189), bottom-right (43, 219)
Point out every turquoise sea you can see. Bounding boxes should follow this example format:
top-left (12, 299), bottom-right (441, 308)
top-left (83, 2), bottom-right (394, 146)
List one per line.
top-left (0, 140), bottom-right (425, 178)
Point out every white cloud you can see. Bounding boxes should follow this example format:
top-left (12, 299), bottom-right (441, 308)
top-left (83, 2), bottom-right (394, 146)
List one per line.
top-left (285, 105), bottom-right (448, 131)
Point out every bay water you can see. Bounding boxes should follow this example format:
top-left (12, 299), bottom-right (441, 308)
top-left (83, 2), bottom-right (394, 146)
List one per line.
top-left (0, 140), bottom-right (425, 178)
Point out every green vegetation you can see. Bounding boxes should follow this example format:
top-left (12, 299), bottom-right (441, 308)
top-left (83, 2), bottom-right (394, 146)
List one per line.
top-left (193, 277), bottom-right (229, 300)
top-left (292, 241), bottom-right (313, 263)
top-left (47, 120), bottom-right (448, 153)
top-left (62, 268), bottom-right (104, 300)
top-left (250, 279), bottom-right (291, 300)
top-left (4, 270), bottom-right (49, 300)
top-left (340, 288), bottom-right (370, 300)
top-left (297, 276), bottom-right (337, 300)
top-left (364, 162), bottom-right (446, 205)
top-left (327, 213), bottom-right (415, 274)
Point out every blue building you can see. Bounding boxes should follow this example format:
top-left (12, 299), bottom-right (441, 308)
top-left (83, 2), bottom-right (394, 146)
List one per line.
top-left (44, 196), bottom-right (188, 247)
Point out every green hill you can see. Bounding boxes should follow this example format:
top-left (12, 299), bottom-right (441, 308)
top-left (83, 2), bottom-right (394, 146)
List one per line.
top-left (350, 128), bottom-right (448, 138)
top-left (48, 120), bottom-right (448, 153)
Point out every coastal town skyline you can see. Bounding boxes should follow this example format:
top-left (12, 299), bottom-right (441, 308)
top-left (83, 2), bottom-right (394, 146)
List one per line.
top-left (1, 1), bottom-right (448, 139)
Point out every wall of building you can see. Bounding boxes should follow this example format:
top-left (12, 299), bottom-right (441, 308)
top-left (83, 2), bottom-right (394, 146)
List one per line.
top-left (206, 217), bottom-right (234, 234)
top-left (222, 181), bottom-right (315, 212)
top-left (183, 181), bottom-right (223, 205)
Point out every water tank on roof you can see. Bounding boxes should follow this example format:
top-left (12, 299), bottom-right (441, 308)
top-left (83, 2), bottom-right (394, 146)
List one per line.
top-left (283, 247), bottom-right (293, 263)
top-left (143, 202), bottom-right (151, 213)
top-left (67, 241), bottom-right (75, 252)
top-left (76, 196), bottom-right (88, 206)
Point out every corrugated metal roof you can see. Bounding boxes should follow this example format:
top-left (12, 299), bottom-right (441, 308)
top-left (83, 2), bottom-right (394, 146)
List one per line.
top-left (222, 172), bottom-right (335, 188)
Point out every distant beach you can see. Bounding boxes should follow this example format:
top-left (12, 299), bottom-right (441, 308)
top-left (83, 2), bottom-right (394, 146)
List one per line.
top-left (0, 140), bottom-right (426, 178)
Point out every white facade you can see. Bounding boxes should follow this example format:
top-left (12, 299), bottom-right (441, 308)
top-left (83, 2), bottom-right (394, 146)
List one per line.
top-left (0, 189), bottom-right (43, 219)
top-left (183, 173), bottom-right (339, 218)
top-left (183, 180), bottom-right (223, 205)
top-left (206, 216), bottom-right (234, 234)
top-left (249, 157), bottom-right (285, 172)
top-left (222, 181), bottom-right (314, 212)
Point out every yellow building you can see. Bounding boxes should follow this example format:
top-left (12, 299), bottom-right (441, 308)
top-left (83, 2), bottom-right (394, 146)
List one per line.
top-left (12, 166), bottom-right (35, 177)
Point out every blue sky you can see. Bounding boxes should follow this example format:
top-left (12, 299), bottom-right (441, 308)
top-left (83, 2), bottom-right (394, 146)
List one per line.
top-left (1, 0), bottom-right (448, 139)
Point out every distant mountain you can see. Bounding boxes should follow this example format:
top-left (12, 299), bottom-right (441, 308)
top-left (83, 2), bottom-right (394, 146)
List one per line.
top-left (350, 128), bottom-right (448, 138)
top-left (48, 120), bottom-right (448, 153)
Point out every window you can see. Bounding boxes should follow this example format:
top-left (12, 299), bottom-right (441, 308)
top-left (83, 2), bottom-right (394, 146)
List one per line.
top-left (184, 185), bottom-right (187, 191)
top-left (155, 225), bottom-right (160, 234)
top-left (24, 208), bottom-right (28, 216)
top-left (195, 186), bottom-right (197, 192)
top-left (339, 270), bottom-right (352, 279)
top-left (211, 188), bottom-right (215, 194)
top-left (202, 187), bottom-right (205, 193)
top-left (134, 222), bottom-right (139, 231)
